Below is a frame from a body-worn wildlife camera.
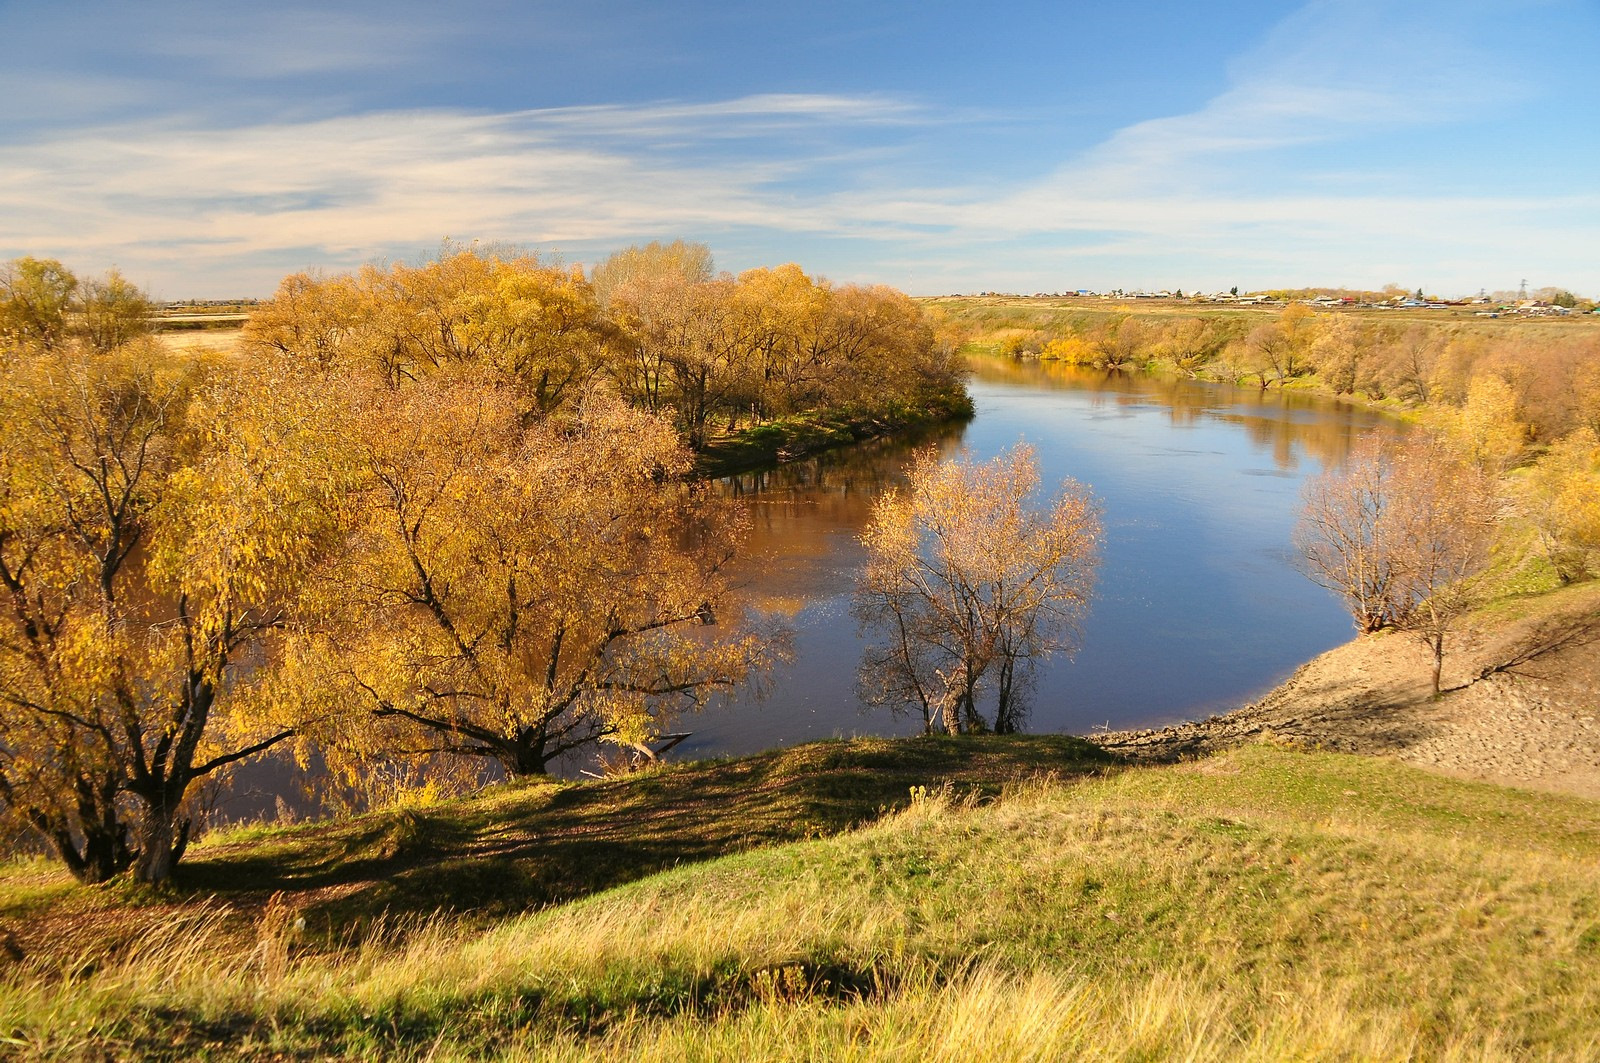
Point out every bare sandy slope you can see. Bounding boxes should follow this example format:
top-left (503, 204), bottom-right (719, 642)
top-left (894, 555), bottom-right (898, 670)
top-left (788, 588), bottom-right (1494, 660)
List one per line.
top-left (1096, 582), bottom-right (1600, 799)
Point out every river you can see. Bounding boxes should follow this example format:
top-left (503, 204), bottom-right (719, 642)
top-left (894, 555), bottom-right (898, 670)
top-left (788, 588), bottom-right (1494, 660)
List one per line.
top-left (676, 358), bottom-right (1395, 759)
top-left (214, 358), bottom-right (1393, 819)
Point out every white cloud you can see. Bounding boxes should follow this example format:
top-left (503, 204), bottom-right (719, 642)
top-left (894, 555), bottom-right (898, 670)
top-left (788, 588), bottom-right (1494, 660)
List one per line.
top-left (0, 96), bottom-right (916, 293)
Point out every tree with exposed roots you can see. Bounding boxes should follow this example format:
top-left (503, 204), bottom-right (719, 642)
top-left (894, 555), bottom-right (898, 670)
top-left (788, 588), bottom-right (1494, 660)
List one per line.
top-left (1295, 434), bottom-right (1498, 696)
top-left (854, 444), bottom-right (1100, 734)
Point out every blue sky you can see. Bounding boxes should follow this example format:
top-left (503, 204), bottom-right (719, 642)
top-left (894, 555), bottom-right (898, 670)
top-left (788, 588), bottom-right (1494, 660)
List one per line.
top-left (1, 0), bottom-right (1595, 298)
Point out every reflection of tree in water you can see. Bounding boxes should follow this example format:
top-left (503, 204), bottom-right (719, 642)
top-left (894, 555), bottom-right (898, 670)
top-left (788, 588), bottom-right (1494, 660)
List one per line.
top-left (722, 418), bottom-right (968, 500)
top-left (974, 358), bottom-right (1399, 472)
top-left (723, 363), bottom-right (1399, 616)
top-left (717, 420), bottom-right (971, 616)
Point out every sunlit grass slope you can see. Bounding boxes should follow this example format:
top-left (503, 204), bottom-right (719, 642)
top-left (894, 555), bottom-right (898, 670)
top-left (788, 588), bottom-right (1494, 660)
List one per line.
top-left (4, 743), bottom-right (1599, 1060)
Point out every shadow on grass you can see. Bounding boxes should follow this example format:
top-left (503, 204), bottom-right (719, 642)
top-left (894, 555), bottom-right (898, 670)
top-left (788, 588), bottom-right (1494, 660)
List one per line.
top-left (176, 735), bottom-right (1117, 934)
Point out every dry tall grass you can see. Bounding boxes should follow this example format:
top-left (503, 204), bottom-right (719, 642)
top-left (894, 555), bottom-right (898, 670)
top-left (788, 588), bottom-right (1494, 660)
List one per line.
top-left (3, 746), bottom-right (1597, 1059)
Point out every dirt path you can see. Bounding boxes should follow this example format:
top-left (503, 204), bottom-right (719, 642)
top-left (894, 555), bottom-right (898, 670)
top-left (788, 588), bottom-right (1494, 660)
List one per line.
top-left (1095, 583), bottom-right (1600, 799)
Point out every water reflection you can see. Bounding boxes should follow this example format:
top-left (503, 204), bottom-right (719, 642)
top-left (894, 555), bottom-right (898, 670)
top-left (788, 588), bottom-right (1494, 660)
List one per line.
top-left (681, 358), bottom-right (1398, 759)
top-left (979, 360), bottom-right (1387, 472)
top-left (720, 421), bottom-right (968, 614)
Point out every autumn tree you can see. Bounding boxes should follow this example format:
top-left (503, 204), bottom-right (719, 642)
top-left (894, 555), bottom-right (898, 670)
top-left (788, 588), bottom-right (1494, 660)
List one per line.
top-left (1154, 316), bottom-right (1228, 375)
top-left (1519, 428), bottom-right (1600, 584)
top-left (592, 244), bottom-right (713, 416)
top-left (1376, 324), bottom-right (1444, 403)
top-left (1435, 375), bottom-right (1527, 474)
top-left (854, 445), bottom-right (1100, 734)
top-left (0, 257), bottom-right (77, 352)
top-left (1295, 437), bottom-right (1403, 634)
top-left (595, 247), bottom-right (964, 448)
top-left (1295, 434), bottom-right (1498, 695)
top-left (1305, 316), bottom-right (1367, 395)
top-left (656, 278), bottom-right (753, 449)
top-left (1229, 303), bottom-right (1318, 388)
top-left (240, 270), bottom-right (367, 372)
top-left (79, 269), bottom-right (154, 355)
top-left (0, 348), bottom-right (342, 882)
top-left (730, 263), bottom-right (829, 419)
top-left (298, 386), bottom-right (768, 777)
top-left (590, 240), bottom-right (714, 303)
top-left (1094, 316), bottom-right (1151, 370)
top-left (246, 249), bottom-right (611, 419)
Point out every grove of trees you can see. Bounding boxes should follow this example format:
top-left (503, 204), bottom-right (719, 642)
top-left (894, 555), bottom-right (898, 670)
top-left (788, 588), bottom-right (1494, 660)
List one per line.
top-left (0, 245), bottom-right (967, 883)
top-left (250, 242), bottom-right (969, 451)
top-left (1, 258), bottom-right (153, 355)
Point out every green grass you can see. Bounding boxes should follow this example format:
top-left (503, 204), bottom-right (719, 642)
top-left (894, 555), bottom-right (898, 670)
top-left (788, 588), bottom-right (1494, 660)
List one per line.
top-left (692, 391), bottom-right (974, 478)
top-left (3, 741), bottom-right (1598, 1059)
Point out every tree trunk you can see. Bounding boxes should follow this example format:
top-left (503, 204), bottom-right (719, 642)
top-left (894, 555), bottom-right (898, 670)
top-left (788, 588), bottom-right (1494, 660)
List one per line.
top-left (1430, 635), bottom-right (1445, 699)
top-left (503, 731), bottom-right (552, 776)
top-left (940, 692), bottom-right (962, 735)
top-left (48, 781), bottom-right (128, 883)
top-left (961, 671), bottom-right (986, 734)
top-left (994, 656), bottom-right (1017, 734)
top-left (132, 808), bottom-right (184, 884)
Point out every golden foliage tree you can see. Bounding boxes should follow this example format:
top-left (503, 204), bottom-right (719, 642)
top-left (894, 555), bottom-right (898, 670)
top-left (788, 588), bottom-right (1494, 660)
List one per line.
top-left (246, 249), bottom-right (611, 419)
top-left (1519, 428), bottom-right (1600, 584)
top-left (1376, 324), bottom-right (1444, 403)
top-left (0, 349), bottom-right (342, 882)
top-left (0, 258), bottom-right (151, 358)
top-left (588, 239), bottom-right (714, 307)
top-left (1435, 375), bottom-right (1528, 474)
top-left (79, 269), bottom-right (154, 355)
top-left (595, 245), bottom-right (965, 447)
top-left (298, 387), bottom-right (768, 777)
top-left (0, 257), bottom-right (78, 352)
top-left (854, 445), bottom-right (1100, 734)
top-left (1225, 304), bottom-right (1320, 389)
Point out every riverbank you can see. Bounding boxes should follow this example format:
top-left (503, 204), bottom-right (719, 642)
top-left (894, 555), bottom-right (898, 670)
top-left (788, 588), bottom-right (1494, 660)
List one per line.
top-left (1095, 581), bottom-right (1600, 799)
top-left (690, 390), bottom-right (974, 479)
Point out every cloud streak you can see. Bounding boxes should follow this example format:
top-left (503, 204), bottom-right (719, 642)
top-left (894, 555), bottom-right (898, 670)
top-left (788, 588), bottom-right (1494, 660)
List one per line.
top-left (0, 96), bottom-right (914, 291)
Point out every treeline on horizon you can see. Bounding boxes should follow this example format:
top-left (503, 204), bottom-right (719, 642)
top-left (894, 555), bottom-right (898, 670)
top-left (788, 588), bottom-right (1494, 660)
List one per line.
top-left (0, 242), bottom-right (966, 884)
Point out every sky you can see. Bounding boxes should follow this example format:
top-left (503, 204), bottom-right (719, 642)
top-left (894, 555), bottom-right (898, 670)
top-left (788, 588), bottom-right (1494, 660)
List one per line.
top-left (1, 0), bottom-right (1596, 299)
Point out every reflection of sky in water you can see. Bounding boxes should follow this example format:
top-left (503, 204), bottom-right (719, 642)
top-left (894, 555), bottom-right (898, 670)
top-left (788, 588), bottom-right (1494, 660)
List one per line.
top-left (682, 360), bottom-right (1397, 759)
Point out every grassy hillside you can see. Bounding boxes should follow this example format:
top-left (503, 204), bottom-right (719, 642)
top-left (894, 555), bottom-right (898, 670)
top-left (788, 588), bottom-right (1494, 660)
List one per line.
top-left (3, 740), bottom-right (1598, 1060)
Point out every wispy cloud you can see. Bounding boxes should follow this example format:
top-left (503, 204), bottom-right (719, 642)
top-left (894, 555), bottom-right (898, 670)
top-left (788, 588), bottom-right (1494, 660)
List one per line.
top-left (822, 1), bottom-right (1592, 292)
top-left (952, 1), bottom-right (1525, 215)
top-left (0, 95), bottom-right (924, 293)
